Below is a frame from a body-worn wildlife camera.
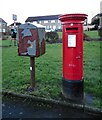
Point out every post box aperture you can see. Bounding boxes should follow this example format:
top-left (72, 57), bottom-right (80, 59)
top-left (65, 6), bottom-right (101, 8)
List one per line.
top-left (18, 23), bottom-right (45, 57)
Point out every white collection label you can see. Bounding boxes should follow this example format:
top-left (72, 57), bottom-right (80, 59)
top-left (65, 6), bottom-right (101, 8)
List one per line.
top-left (30, 67), bottom-right (32, 71)
top-left (68, 35), bottom-right (76, 47)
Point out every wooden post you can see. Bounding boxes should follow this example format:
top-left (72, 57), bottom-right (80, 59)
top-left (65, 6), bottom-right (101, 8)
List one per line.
top-left (28, 57), bottom-right (35, 91)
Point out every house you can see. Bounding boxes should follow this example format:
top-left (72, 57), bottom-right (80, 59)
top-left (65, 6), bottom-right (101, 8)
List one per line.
top-left (100, 1), bottom-right (102, 27)
top-left (8, 22), bottom-right (22, 35)
top-left (84, 24), bottom-right (95, 31)
top-left (25, 15), bottom-right (62, 31)
top-left (99, 1), bottom-right (102, 37)
top-left (0, 18), bottom-right (7, 40)
top-left (9, 22), bottom-right (21, 27)
top-left (91, 13), bottom-right (101, 30)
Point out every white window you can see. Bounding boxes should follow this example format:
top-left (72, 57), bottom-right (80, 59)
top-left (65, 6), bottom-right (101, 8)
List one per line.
top-left (51, 20), bottom-right (55, 23)
top-left (44, 21), bottom-right (48, 23)
top-left (50, 26), bottom-right (52, 29)
top-left (46, 26), bottom-right (50, 29)
top-left (3, 29), bottom-right (5, 32)
top-left (0, 29), bottom-right (2, 32)
top-left (58, 26), bottom-right (61, 29)
top-left (53, 25), bottom-right (56, 30)
top-left (39, 21), bottom-right (41, 23)
top-left (58, 20), bottom-right (61, 23)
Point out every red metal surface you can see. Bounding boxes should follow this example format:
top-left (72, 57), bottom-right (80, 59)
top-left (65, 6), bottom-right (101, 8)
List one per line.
top-left (59, 14), bottom-right (87, 81)
top-left (59, 14), bottom-right (87, 23)
top-left (18, 29), bottom-right (37, 56)
top-left (18, 28), bottom-right (45, 57)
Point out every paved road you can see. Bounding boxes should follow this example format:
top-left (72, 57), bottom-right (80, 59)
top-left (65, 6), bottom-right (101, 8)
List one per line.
top-left (2, 95), bottom-right (100, 118)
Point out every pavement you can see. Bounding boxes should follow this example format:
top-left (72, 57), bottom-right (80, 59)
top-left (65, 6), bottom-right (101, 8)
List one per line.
top-left (2, 94), bottom-right (101, 119)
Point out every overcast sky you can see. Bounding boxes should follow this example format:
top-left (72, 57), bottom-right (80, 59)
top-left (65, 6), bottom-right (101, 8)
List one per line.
top-left (0, 0), bottom-right (101, 25)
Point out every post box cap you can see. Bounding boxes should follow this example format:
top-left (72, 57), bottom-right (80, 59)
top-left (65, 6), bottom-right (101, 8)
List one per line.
top-left (19, 23), bottom-right (37, 29)
top-left (59, 13), bottom-right (88, 22)
top-left (19, 23), bottom-right (45, 30)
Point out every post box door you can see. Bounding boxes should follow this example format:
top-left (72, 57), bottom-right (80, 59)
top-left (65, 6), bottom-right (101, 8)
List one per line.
top-left (63, 24), bottom-right (83, 80)
top-left (18, 28), bottom-right (38, 56)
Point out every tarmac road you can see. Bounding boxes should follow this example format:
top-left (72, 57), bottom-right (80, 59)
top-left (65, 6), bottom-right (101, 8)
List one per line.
top-left (2, 95), bottom-right (101, 119)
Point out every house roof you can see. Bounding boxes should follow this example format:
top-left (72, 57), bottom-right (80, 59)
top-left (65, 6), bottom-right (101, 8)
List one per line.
top-left (25, 14), bottom-right (61, 22)
top-left (100, 13), bottom-right (102, 16)
top-left (9, 22), bottom-right (21, 26)
top-left (92, 13), bottom-right (102, 19)
top-left (91, 13), bottom-right (102, 25)
top-left (0, 18), bottom-right (7, 24)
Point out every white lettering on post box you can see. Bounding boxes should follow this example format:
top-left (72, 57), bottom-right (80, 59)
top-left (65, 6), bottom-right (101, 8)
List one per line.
top-left (68, 35), bottom-right (76, 47)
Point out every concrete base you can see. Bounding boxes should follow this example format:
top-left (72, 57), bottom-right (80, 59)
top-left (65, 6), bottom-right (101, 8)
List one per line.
top-left (62, 78), bottom-right (84, 101)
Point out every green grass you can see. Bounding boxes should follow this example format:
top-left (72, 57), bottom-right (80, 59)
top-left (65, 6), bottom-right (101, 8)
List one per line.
top-left (83, 41), bottom-right (101, 96)
top-left (84, 30), bottom-right (99, 38)
top-left (0, 39), bottom-right (12, 46)
top-left (57, 32), bottom-right (62, 39)
top-left (2, 40), bottom-right (101, 108)
top-left (2, 43), bottom-right (62, 99)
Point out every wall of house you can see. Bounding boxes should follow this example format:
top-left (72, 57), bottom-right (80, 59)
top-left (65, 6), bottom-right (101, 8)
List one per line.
top-left (0, 22), bottom-right (7, 33)
top-left (0, 33), bottom-right (2, 40)
top-left (36, 19), bottom-right (61, 30)
top-left (0, 22), bottom-right (2, 40)
top-left (0, 21), bottom-right (8, 40)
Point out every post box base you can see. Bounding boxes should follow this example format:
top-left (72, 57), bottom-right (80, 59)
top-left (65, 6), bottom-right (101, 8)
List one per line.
top-left (62, 78), bottom-right (84, 101)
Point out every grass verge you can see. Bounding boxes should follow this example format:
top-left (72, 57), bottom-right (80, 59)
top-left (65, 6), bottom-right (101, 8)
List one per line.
top-left (84, 30), bottom-right (99, 38)
top-left (2, 40), bottom-right (101, 108)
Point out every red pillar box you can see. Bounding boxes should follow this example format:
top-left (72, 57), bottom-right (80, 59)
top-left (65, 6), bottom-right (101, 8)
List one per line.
top-left (18, 23), bottom-right (45, 57)
top-left (59, 14), bottom-right (87, 101)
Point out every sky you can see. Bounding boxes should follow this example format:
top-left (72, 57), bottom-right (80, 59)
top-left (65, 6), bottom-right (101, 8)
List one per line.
top-left (0, 0), bottom-right (101, 25)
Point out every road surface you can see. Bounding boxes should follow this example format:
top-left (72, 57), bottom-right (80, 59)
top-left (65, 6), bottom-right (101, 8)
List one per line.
top-left (2, 95), bottom-right (100, 118)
